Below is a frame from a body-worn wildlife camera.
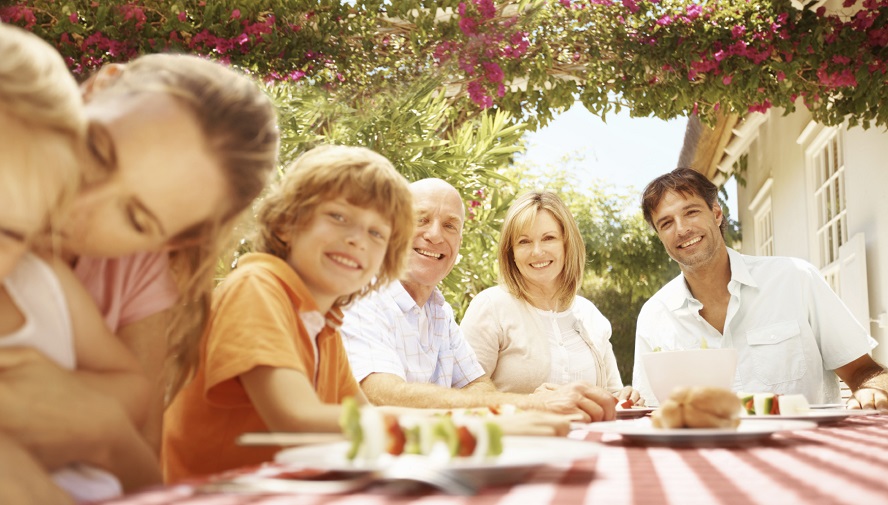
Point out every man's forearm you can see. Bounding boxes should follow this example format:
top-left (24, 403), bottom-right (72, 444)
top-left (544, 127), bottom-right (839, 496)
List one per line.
top-left (363, 379), bottom-right (538, 410)
top-left (837, 354), bottom-right (888, 392)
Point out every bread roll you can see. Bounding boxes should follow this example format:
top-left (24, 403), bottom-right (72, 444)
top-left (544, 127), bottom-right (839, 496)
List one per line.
top-left (651, 387), bottom-right (741, 429)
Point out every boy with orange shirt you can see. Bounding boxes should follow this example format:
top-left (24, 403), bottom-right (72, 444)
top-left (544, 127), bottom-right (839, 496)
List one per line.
top-left (162, 145), bottom-right (414, 481)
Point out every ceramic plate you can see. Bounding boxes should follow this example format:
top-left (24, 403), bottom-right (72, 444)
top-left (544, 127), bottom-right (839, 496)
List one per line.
top-left (274, 436), bottom-right (600, 471)
top-left (739, 410), bottom-right (852, 424)
top-left (582, 418), bottom-right (816, 445)
top-left (616, 407), bottom-right (657, 419)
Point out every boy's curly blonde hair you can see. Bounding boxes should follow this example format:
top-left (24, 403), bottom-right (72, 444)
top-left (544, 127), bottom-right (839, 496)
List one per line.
top-left (254, 145), bottom-right (414, 307)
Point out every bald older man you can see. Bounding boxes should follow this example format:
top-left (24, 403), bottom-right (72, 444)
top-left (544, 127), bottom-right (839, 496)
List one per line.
top-left (340, 178), bottom-right (617, 422)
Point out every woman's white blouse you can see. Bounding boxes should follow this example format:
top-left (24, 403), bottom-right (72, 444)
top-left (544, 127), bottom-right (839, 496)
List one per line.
top-left (460, 285), bottom-right (623, 394)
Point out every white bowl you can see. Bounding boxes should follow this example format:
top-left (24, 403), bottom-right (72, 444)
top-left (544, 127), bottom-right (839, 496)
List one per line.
top-left (642, 348), bottom-right (738, 405)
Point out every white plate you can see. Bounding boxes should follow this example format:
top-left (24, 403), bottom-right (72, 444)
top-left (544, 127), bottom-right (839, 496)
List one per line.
top-left (274, 436), bottom-right (599, 471)
top-left (616, 407), bottom-right (657, 419)
top-left (739, 410), bottom-right (852, 424)
top-left (582, 418), bottom-right (817, 445)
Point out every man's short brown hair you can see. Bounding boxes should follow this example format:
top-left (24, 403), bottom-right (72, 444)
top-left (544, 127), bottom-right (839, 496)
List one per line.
top-left (641, 168), bottom-right (725, 236)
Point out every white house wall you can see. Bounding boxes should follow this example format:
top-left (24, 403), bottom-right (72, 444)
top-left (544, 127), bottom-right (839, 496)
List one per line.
top-left (843, 127), bottom-right (888, 365)
top-left (736, 109), bottom-right (888, 365)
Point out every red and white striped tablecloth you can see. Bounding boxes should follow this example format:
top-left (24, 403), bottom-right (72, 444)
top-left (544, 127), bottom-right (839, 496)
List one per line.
top-left (102, 415), bottom-right (888, 505)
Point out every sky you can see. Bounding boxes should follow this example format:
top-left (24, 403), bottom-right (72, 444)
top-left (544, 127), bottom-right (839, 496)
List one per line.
top-left (518, 106), bottom-right (686, 194)
top-left (517, 105), bottom-right (739, 215)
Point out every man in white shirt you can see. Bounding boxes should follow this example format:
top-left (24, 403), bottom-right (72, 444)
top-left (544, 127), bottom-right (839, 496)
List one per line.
top-left (341, 178), bottom-right (617, 422)
top-left (632, 168), bottom-right (887, 408)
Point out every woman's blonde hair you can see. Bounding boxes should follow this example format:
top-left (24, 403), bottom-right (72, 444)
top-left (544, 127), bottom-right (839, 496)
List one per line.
top-left (91, 54), bottom-right (280, 399)
top-left (0, 23), bottom-right (83, 241)
top-left (498, 191), bottom-right (586, 310)
top-left (254, 144), bottom-right (414, 307)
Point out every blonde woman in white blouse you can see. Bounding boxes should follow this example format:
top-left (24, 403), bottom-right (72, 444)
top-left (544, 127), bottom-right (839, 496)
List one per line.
top-left (461, 191), bottom-right (641, 404)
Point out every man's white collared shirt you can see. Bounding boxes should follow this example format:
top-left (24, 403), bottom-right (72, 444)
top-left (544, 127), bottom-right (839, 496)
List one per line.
top-left (341, 282), bottom-right (485, 388)
top-left (633, 248), bottom-right (876, 405)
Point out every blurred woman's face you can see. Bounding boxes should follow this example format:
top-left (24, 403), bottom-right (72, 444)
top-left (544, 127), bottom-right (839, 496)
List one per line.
top-left (61, 92), bottom-right (230, 258)
top-left (0, 111), bottom-right (75, 279)
top-left (511, 209), bottom-right (566, 290)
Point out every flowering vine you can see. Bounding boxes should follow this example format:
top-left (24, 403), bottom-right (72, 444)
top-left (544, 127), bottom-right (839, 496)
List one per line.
top-left (4, 0), bottom-right (888, 129)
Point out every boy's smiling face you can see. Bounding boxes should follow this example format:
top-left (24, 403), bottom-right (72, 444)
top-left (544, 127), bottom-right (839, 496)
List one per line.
top-left (281, 197), bottom-right (391, 312)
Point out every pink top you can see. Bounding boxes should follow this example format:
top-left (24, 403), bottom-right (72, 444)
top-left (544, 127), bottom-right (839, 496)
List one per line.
top-left (74, 252), bottom-right (179, 332)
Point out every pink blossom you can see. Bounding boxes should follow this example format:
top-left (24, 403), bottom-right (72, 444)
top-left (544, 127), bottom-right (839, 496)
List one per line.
top-left (467, 80), bottom-right (493, 108)
top-left (731, 25), bottom-right (746, 38)
top-left (288, 70), bottom-right (305, 81)
top-left (622, 0), bottom-right (639, 13)
top-left (748, 100), bottom-right (772, 113)
top-left (842, 0), bottom-right (856, 6)
top-left (832, 55), bottom-right (851, 65)
top-left (560, 0), bottom-right (572, 6)
top-left (69, 12), bottom-right (78, 23)
top-left (723, 75), bottom-right (733, 85)
top-left (119, 5), bottom-right (147, 28)
top-left (869, 28), bottom-right (888, 47)
top-left (215, 38), bottom-right (233, 53)
top-left (474, 0), bottom-right (496, 19)
top-left (178, 11), bottom-right (187, 21)
top-left (853, 11), bottom-right (876, 30)
top-left (686, 4), bottom-right (702, 19)
top-left (235, 33), bottom-right (249, 46)
top-left (459, 54), bottom-right (478, 75)
top-left (692, 102), bottom-right (699, 115)
top-left (657, 15), bottom-right (673, 26)
top-left (433, 41), bottom-right (457, 62)
top-left (776, 71), bottom-right (786, 81)
top-left (459, 16), bottom-right (478, 36)
top-left (816, 64), bottom-right (858, 88)
top-left (231, 9), bottom-right (241, 20)
top-left (504, 31), bottom-right (529, 57)
top-left (0, 6), bottom-right (38, 28)
top-left (714, 50), bottom-right (726, 61)
top-left (482, 61), bottom-right (504, 83)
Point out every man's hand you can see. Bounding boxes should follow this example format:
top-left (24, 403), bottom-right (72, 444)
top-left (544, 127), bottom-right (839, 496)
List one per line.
top-left (615, 386), bottom-right (644, 406)
top-left (0, 348), bottom-right (131, 470)
top-left (846, 371), bottom-right (888, 411)
top-left (835, 355), bottom-right (888, 411)
top-left (528, 381), bottom-right (617, 422)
